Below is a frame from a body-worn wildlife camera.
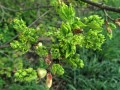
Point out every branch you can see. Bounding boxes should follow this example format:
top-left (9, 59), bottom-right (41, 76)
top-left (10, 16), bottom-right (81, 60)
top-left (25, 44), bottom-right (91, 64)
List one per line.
top-left (28, 10), bottom-right (50, 27)
top-left (103, 10), bottom-right (114, 22)
top-left (79, 0), bottom-right (120, 13)
top-left (0, 44), bottom-right (10, 49)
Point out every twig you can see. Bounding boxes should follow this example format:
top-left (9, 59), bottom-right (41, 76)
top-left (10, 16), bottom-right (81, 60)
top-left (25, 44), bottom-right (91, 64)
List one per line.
top-left (0, 44), bottom-right (10, 49)
top-left (28, 9), bottom-right (50, 27)
top-left (0, 5), bottom-right (5, 22)
top-left (0, 4), bottom-right (16, 12)
top-left (79, 0), bottom-right (120, 13)
top-left (3, 34), bottom-right (19, 45)
top-left (103, 9), bottom-right (114, 22)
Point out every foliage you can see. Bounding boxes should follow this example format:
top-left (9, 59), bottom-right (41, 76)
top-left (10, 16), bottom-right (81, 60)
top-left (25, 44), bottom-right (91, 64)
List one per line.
top-left (10, 19), bottom-right (40, 53)
top-left (0, 57), bottom-right (13, 78)
top-left (47, 2), bottom-right (106, 71)
top-left (51, 64), bottom-right (64, 75)
top-left (0, 0), bottom-right (120, 90)
top-left (83, 15), bottom-right (105, 50)
top-left (14, 68), bottom-right (37, 82)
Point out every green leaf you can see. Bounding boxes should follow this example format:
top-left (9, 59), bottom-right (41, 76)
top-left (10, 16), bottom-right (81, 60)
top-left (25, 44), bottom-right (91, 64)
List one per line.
top-left (51, 64), bottom-right (64, 75)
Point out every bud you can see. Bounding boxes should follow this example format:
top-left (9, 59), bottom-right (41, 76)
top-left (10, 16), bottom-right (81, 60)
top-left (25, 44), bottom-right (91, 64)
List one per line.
top-left (45, 54), bottom-right (51, 65)
top-left (107, 27), bottom-right (112, 34)
top-left (37, 68), bottom-right (47, 79)
top-left (115, 18), bottom-right (120, 26)
top-left (38, 42), bottom-right (42, 47)
top-left (36, 42), bottom-right (42, 49)
top-left (46, 73), bottom-right (52, 88)
top-left (105, 21), bottom-right (109, 25)
top-left (72, 28), bottom-right (83, 34)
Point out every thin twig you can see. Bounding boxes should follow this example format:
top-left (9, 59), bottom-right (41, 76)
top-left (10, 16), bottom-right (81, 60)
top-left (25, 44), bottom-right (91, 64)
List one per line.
top-left (103, 9), bottom-right (114, 22)
top-left (0, 44), bottom-right (10, 49)
top-left (3, 34), bottom-right (19, 45)
top-left (28, 9), bottom-right (50, 27)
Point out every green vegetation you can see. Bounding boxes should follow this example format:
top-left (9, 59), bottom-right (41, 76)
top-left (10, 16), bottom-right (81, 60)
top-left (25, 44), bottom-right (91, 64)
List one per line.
top-left (0, 0), bottom-right (120, 90)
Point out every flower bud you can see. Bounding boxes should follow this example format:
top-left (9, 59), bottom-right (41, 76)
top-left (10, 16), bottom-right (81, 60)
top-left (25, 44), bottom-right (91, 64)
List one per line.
top-left (46, 73), bottom-right (52, 88)
top-left (107, 27), bottom-right (112, 34)
top-left (37, 68), bottom-right (47, 79)
top-left (38, 42), bottom-right (42, 47)
top-left (45, 54), bottom-right (51, 65)
top-left (36, 42), bottom-right (42, 49)
top-left (115, 18), bottom-right (120, 26)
